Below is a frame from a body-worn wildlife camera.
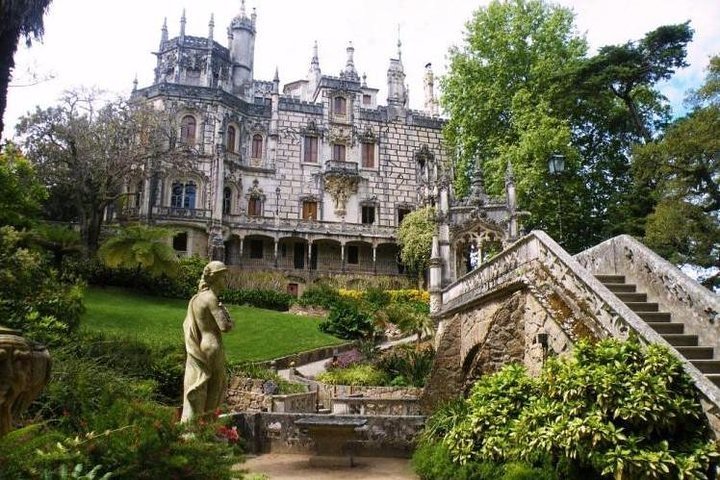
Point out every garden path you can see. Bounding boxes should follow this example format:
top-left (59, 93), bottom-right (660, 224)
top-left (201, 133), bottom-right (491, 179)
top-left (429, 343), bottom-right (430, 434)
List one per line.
top-left (279, 335), bottom-right (420, 379)
top-left (237, 453), bottom-right (418, 479)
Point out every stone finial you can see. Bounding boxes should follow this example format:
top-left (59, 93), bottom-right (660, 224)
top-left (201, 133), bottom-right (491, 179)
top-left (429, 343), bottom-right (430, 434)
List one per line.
top-left (424, 63), bottom-right (439, 116)
top-left (342, 41), bottom-right (359, 81)
top-left (505, 160), bottom-right (515, 185)
top-left (310, 40), bottom-right (320, 71)
top-left (240, 0), bottom-right (246, 18)
top-left (160, 17), bottom-right (168, 47)
top-left (208, 13), bottom-right (215, 41)
top-left (251, 7), bottom-right (257, 26)
top-left (362, 73), bottom-right (367, 87)
top-left (132, 74), bottom-right (138, 91)
top-left (179, 9), bottom-right (186, 40)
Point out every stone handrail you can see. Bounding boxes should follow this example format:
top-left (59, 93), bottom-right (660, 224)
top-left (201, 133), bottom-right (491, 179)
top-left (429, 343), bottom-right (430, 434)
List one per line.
top-left (575, 234), bottom-right (720, 351)
top-left (271, 391), bottom-right (317, 413)
top-left (331, 397), bottom-right (420, 416)
top-left (438, 230), bottom-right (720, 408)
top-left (221, 215), bottom-right (397, 239)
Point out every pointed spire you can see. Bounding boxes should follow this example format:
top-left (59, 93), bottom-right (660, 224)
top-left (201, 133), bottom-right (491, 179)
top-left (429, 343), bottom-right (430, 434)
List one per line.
top-left (273, 66), bottom-right (279, 83)
top-left (342, 41), bottom-right (359, 81)
top-left (132, 74), bottom-right (138, 92)
top-left (208, 13), bottom-right (215, 42)
top-left (160, 17), bottom-right (168, 47)
top-left (505, 160), bottom-right (515, 184)
top-left (310, 40), bottom-right (319, 70)
top-left (251, 7), bottom-right (257, 26)
top-left (397, 24), bottom-right (402, 63)
top-left (240, 0), bottom-right (246, 18)
top-left (362, 73), bottom-right (367, 87)
top-left (179, 9), bottom-right (186, 40)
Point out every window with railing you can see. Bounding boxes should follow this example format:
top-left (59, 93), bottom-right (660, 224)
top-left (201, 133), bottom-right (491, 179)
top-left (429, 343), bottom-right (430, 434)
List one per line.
top-left (251, 134), bottom-right (263, 159)
top-left (361, 142), bottom-right (375, 168)
top-left (332, 143), bottom-right (346, 162)
top-left (170, 180), bottom-right (196, 209)
top-left (302, 200), bottom-right (318, 220)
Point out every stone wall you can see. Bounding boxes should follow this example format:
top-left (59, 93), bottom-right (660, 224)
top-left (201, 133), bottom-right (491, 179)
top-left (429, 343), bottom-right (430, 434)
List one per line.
top-left (230, 412), bottom-right (425, 458)
top-left (315, 384), bottom-right (421, 414)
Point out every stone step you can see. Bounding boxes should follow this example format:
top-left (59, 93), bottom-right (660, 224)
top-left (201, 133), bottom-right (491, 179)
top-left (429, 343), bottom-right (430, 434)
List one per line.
top-left (317, 408), bottom-right (331, 414)
top-left (705, 374), bottom-right (720, 387)
top-left (691, 360), bottom-right (720, 374)
top-left (637, 311), bottom-right (672, 322)
top-left (661, 334), bottom-right (699, 347)
top-left (596, 274), bottom-right (625, 284)
top-left (674, 346), bottom-right (714, 360)
top-left (604, 283), bottom-right (637, 293)
top-left (626, 302), bottom-right (659, 312)
top-left (648, 322), bottom-right (684, 334)
top-left (616, 292), bottom-right (647, 302)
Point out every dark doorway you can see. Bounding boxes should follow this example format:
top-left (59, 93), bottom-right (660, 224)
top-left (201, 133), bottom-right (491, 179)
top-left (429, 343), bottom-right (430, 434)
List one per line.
top-left (310, 244), bottom-right (317, 270)
top-left (287, 283), bottom-right (299, 297)
top-left (294, 242), bottom-right (305, 269)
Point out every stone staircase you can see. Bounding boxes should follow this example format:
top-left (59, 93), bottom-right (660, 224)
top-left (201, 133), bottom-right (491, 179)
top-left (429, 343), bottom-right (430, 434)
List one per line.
top-left (596, 274), bottom-right (720, 388)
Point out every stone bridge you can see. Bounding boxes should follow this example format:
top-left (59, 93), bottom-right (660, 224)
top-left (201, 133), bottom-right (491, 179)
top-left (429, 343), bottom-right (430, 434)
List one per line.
top-left (421, 231), bottom-right (720, 434)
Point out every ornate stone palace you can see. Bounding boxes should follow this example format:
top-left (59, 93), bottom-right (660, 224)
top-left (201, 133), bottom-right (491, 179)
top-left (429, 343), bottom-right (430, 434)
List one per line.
top-left (124, 3), bottom-right (519, 291)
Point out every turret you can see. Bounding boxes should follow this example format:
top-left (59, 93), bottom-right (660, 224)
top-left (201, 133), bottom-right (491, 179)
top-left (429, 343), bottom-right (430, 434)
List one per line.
top-left (387, 37), bottom-right (407, 118)
top-left (228, 0), bottom-right (257, 94)
top-left (207, 13), bottom-right (214, 46)
top-left (424, 63), bottom-right (439, 117)
top-left (179, 9), bottom-right (186, 43)
top-left (341, 42), bottom-right (359, 81)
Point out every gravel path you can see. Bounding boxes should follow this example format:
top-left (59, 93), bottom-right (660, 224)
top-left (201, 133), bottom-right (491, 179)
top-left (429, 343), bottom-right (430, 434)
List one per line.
top-left (238, 454), bottom-right (418, 479)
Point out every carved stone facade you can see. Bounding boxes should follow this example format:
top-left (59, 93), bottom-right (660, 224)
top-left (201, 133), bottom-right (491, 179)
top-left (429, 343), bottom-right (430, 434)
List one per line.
top-left (124, 4), bottom-right (465, 290)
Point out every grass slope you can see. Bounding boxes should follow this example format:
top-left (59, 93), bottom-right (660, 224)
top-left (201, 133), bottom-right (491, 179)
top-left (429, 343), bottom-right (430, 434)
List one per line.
top-left (82, 287), bottom-right (343, 362)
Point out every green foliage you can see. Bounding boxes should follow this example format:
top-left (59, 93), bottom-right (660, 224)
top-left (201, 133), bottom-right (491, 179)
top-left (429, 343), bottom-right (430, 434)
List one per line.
top-left (376, 343), bottom-right (435, 387)
top-left (98, 224), bottom-right (179, 278)
top-left (319, 299), bottom-right (376, 340)
top-left (384, 302), bottom-right (434, 343)
top-left (316, 364), bottom-right (388, 386)
top-left (20, 344), bottom-right (240, 480)
top-left (298, 283), bottom-right (342, 309)
top-left (0, 424), bottom-right (81, 479)
top-left (222, 288), bottom-right (294, 311)
top-left (0, 142), bottom-right (47, 228)
top-left (397, 206), bottom-right (436, 281)
top-left (0, 225), bottom-right (84, 345)
top-left (428, 339), bottom-right (717, 479)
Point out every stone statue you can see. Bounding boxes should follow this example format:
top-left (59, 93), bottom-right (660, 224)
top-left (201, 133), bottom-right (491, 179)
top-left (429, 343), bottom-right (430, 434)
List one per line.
top-left (0, 327), bottom-right (51, 436)
top-left (181, 261), bottom-right (234, 422)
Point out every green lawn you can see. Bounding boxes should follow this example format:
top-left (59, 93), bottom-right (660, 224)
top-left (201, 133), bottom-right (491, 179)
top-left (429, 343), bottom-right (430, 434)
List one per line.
top-left (81, 287), bottom-right (344, 362)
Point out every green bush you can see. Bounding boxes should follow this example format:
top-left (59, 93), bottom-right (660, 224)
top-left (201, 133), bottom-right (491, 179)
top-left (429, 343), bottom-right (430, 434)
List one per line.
top-left (19, 345), bottom-right (241, 480)
top-left (428, 339), bottom-right (717, 479)
top-left (319, 299), bottom-right (375, 340)
top-left (376, 343), bottom-right (435, 387)
top-left (298, 284), bottom-right (342, 309)
top-left (316, 364), bottom-right (388, 386)
top-left (230, 363), bottom-right (307, 394)
top-left (221, 288), bottom-right (293, 311)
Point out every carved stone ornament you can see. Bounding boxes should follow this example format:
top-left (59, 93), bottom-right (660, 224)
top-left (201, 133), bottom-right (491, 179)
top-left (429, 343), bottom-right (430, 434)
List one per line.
top-left (328, 126), bottom-right (351, 145)
top-left (246, 179), bottom-right (265, 200)
top-left (324, 174), bottom-right (359, 216)
top-left (0, 326), bottom-right (51, 436)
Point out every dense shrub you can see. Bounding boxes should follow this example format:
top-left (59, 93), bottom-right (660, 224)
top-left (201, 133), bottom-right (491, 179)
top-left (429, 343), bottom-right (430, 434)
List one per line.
top-left (0, 226), bottom-right (85, 346)
top-left (316, 364), bottom-right (388, 386)
top-left (222, 288), bottom-right (293, 311)
top-left (423, 339), bottom-right (717, 480)
top-left (15, 345), bottom-right (241, 479)
top-left (376, 343), bottom-right (435, 387)
top-left (298, 283), bottom-right (342, 309)
top-left (319, 299), bottom-right (376, 340)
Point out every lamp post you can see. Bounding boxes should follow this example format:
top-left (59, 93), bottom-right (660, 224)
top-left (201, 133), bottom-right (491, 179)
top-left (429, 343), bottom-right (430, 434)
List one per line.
top-left (548, 153), bottom-right (565, 245)
top-left (275, 186), bottom-right (281, 216)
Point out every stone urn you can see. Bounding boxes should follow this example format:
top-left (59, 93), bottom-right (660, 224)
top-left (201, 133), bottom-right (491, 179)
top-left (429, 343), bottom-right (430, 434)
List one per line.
top-left (0, 326), bottom-right (51, 436)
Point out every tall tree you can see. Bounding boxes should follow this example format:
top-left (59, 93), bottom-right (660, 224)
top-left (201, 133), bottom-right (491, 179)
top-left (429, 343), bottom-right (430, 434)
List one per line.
top-left (442, 0), bottom-right (693, 252)
top-left (0, 0), bottom-right (52, 140)
top-left (16, 89), bottom-right (186, 256)
top-left (397, 206), bottom-right (436, 287)
top-left (0, 141), bottom-right (46, 228)
top-left (633, 55), bottom-right (720, 288)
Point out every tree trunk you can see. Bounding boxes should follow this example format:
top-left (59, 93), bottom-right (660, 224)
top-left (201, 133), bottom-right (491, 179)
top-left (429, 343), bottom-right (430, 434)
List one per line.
top-left (0, 27), bottom-right (21, 141)
top-left (81, 207), bottom-right (104, 257)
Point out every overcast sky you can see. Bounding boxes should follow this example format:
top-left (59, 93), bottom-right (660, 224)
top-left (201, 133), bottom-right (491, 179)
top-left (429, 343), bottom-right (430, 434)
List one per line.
top-left (4, 0), bottom-right (719, 138)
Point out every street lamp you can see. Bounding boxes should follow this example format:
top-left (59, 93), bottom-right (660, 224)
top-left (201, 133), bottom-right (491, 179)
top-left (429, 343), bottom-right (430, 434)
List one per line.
top-left (548, 153), bottom-right (565, 245)
top-left (275, 186), bottom-right (281, 215)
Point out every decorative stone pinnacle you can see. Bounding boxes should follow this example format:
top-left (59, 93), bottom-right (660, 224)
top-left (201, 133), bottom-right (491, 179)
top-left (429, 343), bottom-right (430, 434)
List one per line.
top-left (240, 0), bottom-right (246, 18)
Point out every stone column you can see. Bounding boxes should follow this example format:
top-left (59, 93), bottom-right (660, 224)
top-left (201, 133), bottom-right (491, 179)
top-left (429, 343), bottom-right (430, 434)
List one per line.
top-left (273, 238), bottom-right (279, 268)
top-left (429, 236), bottom-right (442, 316)
top-left (340, 243), bottom-right (346, 273)
top-left (307, 240), bottom-right (313, 271)
top-left (372, 244), bottom-right (377, 274)
top-left (238, 237), bottom-right (244, 265)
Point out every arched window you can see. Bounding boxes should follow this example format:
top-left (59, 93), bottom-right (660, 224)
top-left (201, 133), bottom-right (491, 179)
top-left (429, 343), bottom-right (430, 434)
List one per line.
top-left (227, 126), bottom-right (236, 152)
top-left (223, 187), bottom-right (232, 214)
top-left (180, 115), bottom-right (196, 145)
top-left (251, 134), bottom-right (263, 158)
top-left (333, 96), bottom-right (347, 115)
top-left (170, 180), bottom-right (197, 209)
